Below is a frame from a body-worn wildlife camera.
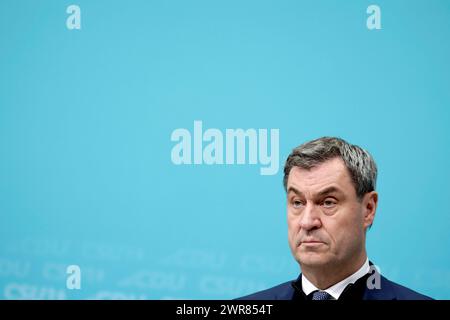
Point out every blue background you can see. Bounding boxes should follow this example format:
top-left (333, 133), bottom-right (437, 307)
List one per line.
top-left (0, 0), bottom-right (449, 299)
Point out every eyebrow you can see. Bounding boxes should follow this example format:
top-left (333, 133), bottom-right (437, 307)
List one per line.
top-left (287, 186), bottom-right (343, 198)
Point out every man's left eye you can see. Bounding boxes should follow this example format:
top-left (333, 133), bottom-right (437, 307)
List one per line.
top-left (323, 199), bottom-right (336, 208)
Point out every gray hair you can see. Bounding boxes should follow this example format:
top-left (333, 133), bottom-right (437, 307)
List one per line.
top-left (283, 137), bottom-right (377, 199)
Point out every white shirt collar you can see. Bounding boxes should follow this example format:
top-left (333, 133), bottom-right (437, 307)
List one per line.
top-left (301, 258), bottom-right (370, 300)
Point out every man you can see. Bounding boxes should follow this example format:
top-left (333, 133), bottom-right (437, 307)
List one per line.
top-left (239, 137), bottom-right (431, 300)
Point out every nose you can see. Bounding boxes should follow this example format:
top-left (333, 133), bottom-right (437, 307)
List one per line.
top-left (299, 202), bottom-right (322, 232)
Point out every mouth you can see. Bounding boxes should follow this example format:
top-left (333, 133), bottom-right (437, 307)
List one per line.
top-left (299, 240), bottom-right (325, 247)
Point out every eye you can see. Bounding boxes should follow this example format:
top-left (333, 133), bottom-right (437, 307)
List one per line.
top-left (322, 198), bottom-right (337, 208)
top-left (292, 200), bottom-right (303, 208)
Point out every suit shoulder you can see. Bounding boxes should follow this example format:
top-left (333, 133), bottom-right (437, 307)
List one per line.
top-left (236, 281), bottom-right (295, 300)
top-left (378, 276), bottom-right (433, 300)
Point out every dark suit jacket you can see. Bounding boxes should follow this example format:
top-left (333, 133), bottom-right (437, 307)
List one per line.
top-left (238, 271), bottom-right (432, 300)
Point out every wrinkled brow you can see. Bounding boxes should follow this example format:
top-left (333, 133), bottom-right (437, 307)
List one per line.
top-left (287, 186), bottom-right (343, 198)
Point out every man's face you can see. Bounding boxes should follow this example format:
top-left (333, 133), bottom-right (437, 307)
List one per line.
top-left (286, 157), bottom-right (376, 270)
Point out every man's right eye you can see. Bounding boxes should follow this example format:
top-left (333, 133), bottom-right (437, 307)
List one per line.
top-left (293, 200), bottom-right (303, 208)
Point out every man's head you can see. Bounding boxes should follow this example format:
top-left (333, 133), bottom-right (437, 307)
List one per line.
top-left (284, 137), bottom-right (378, 276)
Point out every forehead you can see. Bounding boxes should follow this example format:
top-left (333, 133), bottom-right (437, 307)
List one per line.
top-left (287, 157), bottom-right (354, 195)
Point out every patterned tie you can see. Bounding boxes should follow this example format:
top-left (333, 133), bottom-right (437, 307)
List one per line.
top-left (311, 290), bottom-right (334, 300)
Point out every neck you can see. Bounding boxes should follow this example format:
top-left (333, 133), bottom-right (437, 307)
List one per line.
top-left (301, 251), bottom-right (367, 290)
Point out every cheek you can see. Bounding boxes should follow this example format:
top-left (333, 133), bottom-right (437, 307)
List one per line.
top-left (286, 214), bottom-right (298, 242)
top-left (325, 207), bottom-right (364, 245)
top-left (328, 209), bottom-right (364, 248)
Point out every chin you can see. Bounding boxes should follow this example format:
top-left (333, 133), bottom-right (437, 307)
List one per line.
top-left (297, 252), bottom-right (330, 267)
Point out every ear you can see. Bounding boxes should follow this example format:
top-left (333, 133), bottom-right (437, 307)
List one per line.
top-left (363, 191), bottom-right (378, 230)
